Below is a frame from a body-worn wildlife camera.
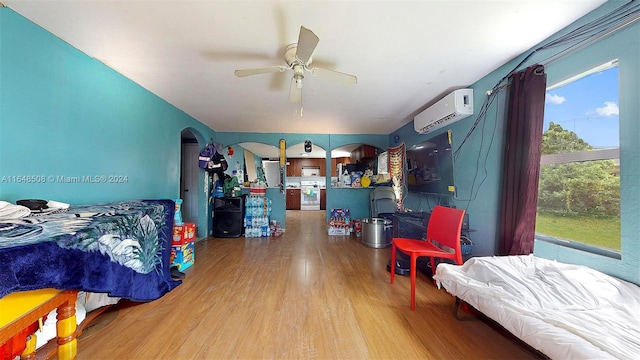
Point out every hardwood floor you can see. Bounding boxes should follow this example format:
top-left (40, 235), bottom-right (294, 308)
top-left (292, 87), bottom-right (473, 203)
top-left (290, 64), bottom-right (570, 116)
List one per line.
top-left (77, 210), bottom-right (541, 359)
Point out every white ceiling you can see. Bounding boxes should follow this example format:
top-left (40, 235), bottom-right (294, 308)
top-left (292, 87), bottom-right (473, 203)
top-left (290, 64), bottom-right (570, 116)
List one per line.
top-left (5, 0), bottom-right (606, 136)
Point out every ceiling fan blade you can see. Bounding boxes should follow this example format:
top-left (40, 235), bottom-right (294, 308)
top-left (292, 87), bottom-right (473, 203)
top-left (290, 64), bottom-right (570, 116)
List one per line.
top-left (310, 67), bottom-right (357, 86)
top-left (295, 26), bottom-right (319, 65)
top-left (234, 66), bottom-right (287, 77)
top-left (289, 77), bottom-right (302, 103)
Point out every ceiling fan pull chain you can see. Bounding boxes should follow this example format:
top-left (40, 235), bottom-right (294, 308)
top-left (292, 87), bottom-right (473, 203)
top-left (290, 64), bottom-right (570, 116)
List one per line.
top-left (299, 93), bottom-right (304, 117)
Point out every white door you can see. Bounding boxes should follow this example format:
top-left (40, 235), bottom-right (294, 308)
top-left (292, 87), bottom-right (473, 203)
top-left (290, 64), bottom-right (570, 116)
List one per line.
top-left (181, 143), bottom-right (199, 223)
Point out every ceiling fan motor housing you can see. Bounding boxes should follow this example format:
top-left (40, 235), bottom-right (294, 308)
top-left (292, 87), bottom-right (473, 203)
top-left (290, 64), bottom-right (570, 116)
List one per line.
top-left (284, 43), bottom-right (312, 67)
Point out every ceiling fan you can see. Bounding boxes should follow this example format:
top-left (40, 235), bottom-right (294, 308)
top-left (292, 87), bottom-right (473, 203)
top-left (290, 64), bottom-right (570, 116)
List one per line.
top-left (234, 26), bottom-right (357, 103)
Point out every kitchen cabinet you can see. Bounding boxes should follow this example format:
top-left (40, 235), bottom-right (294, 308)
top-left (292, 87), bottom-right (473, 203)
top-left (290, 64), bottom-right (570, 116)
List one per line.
top-left (300, 158), bottom-right (326, 176)
top-left (286, 158), bottom-right (326, 176)
top-left (362, 145), bottom-right (377, 158)
top-left (320, 189), bottom-right (326, 210)
top-left (286, 160), bottom-right (300, 177)
top-left (350, 145), bottom-right (377, 164)
top-left (286, 188), bottom-right (301, 210)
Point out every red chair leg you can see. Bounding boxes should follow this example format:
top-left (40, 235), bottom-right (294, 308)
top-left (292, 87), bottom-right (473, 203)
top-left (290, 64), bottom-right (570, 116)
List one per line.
top-left (390, 243), bottom-right (396, 284)
top-left (430, 257), bottom-right (436, 278)
top-left (410, 254), bottom-right (417, 311)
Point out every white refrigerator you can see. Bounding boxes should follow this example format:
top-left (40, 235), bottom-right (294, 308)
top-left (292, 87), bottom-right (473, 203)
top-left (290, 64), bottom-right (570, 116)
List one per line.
top-left (262, 160), bottom-right (281, 188)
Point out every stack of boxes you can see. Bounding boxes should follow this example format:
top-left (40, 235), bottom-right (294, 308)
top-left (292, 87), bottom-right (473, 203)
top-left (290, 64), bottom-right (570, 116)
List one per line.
top-left (244, 195), bottom-right (271, 237)
top-left (170, 222), bottom-right (195, 271)
top-left (328, 208), bottom-right (351, 235)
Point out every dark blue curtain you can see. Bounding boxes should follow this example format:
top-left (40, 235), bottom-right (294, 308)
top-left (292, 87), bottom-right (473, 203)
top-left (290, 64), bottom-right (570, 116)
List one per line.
top-left (499, 64), bottom-right (547, 255)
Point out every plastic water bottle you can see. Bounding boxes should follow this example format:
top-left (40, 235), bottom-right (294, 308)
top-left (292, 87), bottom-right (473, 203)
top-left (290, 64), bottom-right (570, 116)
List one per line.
top-left (174, 199), bottom-right (184, 225)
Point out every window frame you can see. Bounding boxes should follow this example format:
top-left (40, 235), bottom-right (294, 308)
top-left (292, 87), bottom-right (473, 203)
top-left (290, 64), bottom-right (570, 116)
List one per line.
top-left (534, 60), bottom-right (621, 259)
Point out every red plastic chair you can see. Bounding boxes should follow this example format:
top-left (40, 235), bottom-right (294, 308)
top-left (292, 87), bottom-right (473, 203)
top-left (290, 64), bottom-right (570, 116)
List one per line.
top-left (390, 205), bottom-right (466, 311)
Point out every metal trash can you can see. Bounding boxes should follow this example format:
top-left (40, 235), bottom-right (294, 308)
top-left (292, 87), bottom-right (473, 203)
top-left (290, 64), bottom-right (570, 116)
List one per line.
top-left (362, 217), bottom-right (393, 248)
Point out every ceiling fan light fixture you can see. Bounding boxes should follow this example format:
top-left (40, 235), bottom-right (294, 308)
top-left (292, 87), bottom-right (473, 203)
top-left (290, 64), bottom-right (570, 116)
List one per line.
top-left (234, 26), bottom-right (357, 105)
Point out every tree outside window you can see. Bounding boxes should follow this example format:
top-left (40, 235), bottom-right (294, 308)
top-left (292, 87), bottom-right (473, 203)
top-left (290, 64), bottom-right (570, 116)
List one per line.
top-left (536, 61), bottom-right (620, 252)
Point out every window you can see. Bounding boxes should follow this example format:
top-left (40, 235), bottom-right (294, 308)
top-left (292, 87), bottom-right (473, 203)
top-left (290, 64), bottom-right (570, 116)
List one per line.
top-left (536, 61), bottom-right (620, 254)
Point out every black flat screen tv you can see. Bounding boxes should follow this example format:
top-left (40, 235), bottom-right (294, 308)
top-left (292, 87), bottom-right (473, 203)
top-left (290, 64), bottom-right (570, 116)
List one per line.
top-left (406, 130), bottom-right (455, 196)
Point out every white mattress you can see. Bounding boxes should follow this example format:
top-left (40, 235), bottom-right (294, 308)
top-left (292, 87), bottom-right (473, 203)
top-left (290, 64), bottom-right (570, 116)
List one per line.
top-left (434, 255), bottom-right (640, 360)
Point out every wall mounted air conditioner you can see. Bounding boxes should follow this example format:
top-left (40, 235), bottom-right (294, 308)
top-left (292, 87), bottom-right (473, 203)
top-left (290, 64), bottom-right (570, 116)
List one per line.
top-left (414, 89), bottom-right (474, 134)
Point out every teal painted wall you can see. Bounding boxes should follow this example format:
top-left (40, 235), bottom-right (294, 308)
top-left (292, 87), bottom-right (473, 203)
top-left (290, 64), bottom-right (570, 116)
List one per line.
top-left (389, 1), bottom-right (640, 284)
top-left (224, 145), bottom-right (246, 178)
top-left (388, 88), bottom-right (506, 258)
top-left (0, 8), bottom-right (216, 236)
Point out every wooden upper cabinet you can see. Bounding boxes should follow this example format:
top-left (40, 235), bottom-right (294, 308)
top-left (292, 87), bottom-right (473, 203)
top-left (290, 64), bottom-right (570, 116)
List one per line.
top-left (362, 145), bottom-right (377, 158)
top-left (286, 159), bottom-right (301, 177)
top-left (286, 160), bottom-right (293, 177)
top-left (351, 145), bottom-right (377, 164)
top-left (298, 158), bottom-right (318, 168)
top-left (286, 158), bottom-right (326, 176)
top-left (298, 158), bottom-right (310, 168)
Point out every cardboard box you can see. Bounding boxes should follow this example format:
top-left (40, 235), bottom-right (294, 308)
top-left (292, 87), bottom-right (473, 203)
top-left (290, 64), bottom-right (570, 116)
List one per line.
top-left (330, 208), bottom-right (350, 221)
top-left (170, 241), bottom-right (194, 271)
top-left (172, 222), bottom-right (196, 245)
top-left (172, 225), bottom-right (184, 245)
top-left (328, 227), bottom-right (351, 236)
top-left (328, 208), bottom-right (351, 235)
top-left (182, 222), bottom-right (196, 241)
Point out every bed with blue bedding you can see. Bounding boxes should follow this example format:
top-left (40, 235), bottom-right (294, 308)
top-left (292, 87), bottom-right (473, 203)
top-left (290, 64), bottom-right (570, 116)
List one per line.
top-left (0, 199), bottom-right (181, 302)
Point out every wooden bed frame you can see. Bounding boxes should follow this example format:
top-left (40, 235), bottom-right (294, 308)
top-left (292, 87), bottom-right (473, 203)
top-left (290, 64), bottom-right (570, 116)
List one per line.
top-left (0, 289), bottom-right (118, 360)
top-left (35, 303), bottom-right (116, 360)
top-left (0, 289), bottom-right (78, 360)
